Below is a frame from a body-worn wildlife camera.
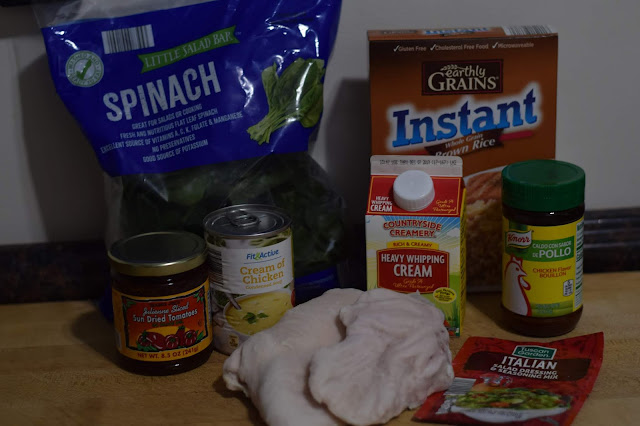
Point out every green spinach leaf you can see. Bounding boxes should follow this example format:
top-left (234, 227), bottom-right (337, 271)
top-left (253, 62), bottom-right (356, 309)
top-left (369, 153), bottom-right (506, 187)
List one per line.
top-left (248, 58), bottom-right (326, 144)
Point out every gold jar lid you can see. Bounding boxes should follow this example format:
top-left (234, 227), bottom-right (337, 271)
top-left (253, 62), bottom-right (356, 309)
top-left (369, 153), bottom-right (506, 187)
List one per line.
top-left (108, 231), bottom-right (207, 277)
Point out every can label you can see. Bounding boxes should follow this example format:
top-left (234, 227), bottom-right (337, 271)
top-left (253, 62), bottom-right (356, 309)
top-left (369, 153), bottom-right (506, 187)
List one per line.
top-left (502, 217), bottom-right (584, 317)
top-left (207, 230), bottom-right (294, 354)
top-left (112, 280), bottom-right (212, 362)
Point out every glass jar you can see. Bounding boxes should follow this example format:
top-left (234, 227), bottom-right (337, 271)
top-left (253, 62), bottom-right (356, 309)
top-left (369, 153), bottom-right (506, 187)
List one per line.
top-left (109, 231), bottom-right (213, 375)
top-left (501, 160), bottom-right (585, 337)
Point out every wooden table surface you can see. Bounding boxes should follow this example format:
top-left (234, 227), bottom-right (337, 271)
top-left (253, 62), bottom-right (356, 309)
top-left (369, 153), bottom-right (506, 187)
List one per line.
top-left (1, 272), bottom-right (638, 425)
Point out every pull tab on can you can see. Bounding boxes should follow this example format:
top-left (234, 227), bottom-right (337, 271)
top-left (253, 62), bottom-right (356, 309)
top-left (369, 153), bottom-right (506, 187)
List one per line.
top-left (226, 209), bottom-right (260, 228)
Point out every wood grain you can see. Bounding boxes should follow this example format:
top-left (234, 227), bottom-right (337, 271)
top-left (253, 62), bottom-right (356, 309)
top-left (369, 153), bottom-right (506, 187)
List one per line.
top-left (1, 272), bottom-right (639, 425)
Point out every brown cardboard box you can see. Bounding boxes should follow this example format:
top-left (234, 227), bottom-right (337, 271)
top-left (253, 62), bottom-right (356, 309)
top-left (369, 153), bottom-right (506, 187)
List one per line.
top-left (369, 26), bottom-right (557, 290)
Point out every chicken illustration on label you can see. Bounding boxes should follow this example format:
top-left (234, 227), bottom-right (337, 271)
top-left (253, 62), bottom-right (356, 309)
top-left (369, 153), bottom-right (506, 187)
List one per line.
top-left (503, 255), bottom-right (532, 316)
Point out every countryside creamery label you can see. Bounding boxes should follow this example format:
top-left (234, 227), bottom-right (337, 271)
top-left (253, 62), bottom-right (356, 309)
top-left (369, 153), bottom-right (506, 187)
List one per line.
top-left (366, 156), bottom-right (466, 336)
top-left (368, 26), bottom-right (558, 292)
top-left (502, 218), bottom-right (584, 317)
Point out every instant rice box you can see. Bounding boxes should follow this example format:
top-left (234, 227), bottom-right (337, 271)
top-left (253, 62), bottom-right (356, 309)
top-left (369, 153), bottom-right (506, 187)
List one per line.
top-left (368, 26), bottom-right (558, 291)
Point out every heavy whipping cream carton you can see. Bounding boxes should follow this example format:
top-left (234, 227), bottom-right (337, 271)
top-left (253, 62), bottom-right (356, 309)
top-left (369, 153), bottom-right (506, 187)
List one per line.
top-left (368, 26), bottom-right (557, 291)
top-left (366, 155), bottom-right (465, 336)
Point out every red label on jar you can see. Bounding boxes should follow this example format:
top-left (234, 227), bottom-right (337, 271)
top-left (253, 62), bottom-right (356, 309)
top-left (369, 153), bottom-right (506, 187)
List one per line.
top-left (112, 280), bottom-right (212, 362)
top-left (377, 248), bottom-right (449, 293)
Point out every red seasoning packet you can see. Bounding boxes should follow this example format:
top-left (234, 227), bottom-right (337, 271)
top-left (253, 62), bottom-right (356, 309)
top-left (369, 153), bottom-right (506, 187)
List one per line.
top-left (414, 333), bottom-right (604, 425)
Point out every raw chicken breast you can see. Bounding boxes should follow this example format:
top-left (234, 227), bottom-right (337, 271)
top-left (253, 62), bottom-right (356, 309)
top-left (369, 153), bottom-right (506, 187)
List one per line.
top-left (308, 289), bottom-right (454, 426)
top-left (222, 288), bottom-right (363, 426)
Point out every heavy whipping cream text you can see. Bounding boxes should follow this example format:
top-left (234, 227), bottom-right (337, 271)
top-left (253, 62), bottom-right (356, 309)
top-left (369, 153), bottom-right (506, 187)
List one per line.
top-left (379, 252), bottom-right (447, 278)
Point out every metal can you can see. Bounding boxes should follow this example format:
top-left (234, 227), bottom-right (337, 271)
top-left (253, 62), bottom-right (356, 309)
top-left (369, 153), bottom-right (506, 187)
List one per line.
top-left (204, 204), bottom-right (294, 354)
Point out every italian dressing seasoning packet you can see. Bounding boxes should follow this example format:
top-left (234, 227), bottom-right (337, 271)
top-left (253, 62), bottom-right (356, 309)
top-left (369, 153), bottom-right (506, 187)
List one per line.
top-left (415, 333), bottom-right (604, 425)
top-left (35, 0), bottom-right (348, 306)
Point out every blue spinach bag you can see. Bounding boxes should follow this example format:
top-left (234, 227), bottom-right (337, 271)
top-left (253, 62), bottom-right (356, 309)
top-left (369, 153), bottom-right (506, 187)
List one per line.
top-left (36, 0), bottom-right (346, 304)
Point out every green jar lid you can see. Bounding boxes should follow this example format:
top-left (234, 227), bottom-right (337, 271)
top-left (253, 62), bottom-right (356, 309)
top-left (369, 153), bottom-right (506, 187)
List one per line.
top-left (502, 159), bottom-right (585, 212)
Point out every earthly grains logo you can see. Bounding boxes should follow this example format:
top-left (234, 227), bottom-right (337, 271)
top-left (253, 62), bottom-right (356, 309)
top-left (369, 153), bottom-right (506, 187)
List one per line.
top-left (422, 60), bottom-right (503, 95)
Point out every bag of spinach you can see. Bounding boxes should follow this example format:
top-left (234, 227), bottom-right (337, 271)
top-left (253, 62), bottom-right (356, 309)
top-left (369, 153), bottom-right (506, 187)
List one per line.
top-left (35, 0), bottom-right (347, 304)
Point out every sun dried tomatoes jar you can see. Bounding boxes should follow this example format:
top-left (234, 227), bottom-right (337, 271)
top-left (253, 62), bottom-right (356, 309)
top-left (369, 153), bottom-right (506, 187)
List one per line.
top-left (109, 231), bottom-right (213, 375)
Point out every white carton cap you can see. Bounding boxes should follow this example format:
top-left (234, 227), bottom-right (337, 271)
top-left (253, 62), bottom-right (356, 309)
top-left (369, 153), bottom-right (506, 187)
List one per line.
top-left (393, 170), bottom-right (435, 211)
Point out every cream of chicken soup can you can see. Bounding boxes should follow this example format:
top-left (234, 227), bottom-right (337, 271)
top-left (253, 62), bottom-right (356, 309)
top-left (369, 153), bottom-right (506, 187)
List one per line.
top-left (204, 204), bottom-right (294, 354)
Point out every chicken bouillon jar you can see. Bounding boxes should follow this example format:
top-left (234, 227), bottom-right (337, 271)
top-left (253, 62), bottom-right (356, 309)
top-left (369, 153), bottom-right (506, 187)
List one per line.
top-left (109, 231), bottom-right (213, 375)
top-left (501, 160), bottom-right (585, 337)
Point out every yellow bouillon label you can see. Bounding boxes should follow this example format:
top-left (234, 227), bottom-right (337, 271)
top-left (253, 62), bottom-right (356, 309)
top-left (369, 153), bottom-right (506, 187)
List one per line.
top-left (502, 217), bottom-right (584, 317)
